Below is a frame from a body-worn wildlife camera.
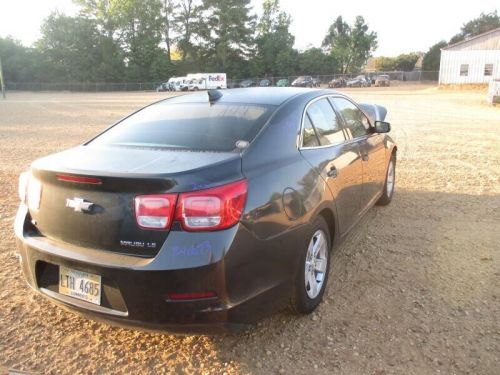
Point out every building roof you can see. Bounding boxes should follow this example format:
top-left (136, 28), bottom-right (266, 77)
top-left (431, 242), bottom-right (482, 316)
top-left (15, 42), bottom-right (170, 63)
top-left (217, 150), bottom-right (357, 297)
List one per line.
top-left (442, 27), bottom-right (500, 51)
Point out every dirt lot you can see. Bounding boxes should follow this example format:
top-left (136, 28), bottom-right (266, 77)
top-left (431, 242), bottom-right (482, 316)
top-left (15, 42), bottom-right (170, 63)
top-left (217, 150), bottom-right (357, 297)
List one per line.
top-left (0, 86), bottom-right (499, 374)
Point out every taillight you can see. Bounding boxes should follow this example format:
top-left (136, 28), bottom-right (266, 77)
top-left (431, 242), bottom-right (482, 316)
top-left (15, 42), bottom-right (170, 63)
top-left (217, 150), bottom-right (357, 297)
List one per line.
top-left (18, 172), bottom-right (42, 210)
top-left (134, 194), bottom-right (177, 230)
top-left (18, 172), bottom-right (29, 203)
top-left (175, 180), bottom-right (247, 231)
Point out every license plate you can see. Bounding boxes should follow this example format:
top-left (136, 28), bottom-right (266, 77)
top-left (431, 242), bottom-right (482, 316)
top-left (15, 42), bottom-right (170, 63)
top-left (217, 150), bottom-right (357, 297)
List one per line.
top-left (59, 266), bottom-right (101, 305)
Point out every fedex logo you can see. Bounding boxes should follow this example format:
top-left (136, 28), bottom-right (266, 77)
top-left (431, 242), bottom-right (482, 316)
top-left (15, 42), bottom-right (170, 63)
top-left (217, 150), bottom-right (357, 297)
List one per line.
top-left (209, 75), bottom-right (225, 82)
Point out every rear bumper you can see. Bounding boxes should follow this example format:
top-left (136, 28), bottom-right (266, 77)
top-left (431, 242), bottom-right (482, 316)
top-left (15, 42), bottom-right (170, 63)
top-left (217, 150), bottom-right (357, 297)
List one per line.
top-left (15, 205), bottom-right (302, 333)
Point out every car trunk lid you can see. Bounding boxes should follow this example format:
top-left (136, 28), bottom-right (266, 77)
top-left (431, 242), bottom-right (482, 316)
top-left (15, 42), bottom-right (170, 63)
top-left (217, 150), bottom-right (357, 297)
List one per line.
top-left (28, 145), bottom-right (243, 257)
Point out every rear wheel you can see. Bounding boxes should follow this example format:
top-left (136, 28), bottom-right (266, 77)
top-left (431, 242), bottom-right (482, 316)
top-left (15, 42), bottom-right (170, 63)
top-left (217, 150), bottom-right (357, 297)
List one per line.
top-left (290, 216), bottom-right (331, 314)
top-left (376, 154), bottom-right (396, 205)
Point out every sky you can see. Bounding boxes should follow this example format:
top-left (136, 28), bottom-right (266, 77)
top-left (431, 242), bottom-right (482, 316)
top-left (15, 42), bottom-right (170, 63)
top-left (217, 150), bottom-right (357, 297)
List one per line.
top-left (0, 0), bottom-right (498, 56)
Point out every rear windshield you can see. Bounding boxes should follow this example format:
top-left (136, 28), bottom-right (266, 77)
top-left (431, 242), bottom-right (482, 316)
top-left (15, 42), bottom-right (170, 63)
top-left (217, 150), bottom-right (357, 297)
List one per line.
top-left (89, 102), bottom-right (275, 151)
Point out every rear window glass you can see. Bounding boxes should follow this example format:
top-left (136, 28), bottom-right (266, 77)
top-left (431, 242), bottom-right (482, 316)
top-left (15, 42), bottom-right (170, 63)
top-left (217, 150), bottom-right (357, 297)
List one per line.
top-left (90, 102), bottom-right (275, 151)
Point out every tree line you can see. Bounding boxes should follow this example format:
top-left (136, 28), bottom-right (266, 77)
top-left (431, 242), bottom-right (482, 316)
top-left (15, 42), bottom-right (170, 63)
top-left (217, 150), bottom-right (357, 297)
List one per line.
top-left (0, 0), bottom-right (378, 83)
top-left (1, 2), bottom-right (497, 84)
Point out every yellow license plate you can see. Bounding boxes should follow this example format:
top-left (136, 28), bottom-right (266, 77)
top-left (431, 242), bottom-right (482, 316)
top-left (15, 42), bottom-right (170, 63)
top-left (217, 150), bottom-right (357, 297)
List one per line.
top-left (59, 266), bottom-right (101, 305)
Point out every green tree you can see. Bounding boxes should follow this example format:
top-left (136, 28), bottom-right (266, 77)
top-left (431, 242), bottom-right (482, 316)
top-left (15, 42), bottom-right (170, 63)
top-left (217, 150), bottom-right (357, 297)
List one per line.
top-left (36, 13), bottom-right (125, 82)
top-left (394, 52), bottom-right (420, 71)
top-left (449, 11), bottom-right (499, 44)
top-left (174, 0), bottom-right (203, 62)
top-left (162, 0), bottom-right (179, 62)
top-left (375, 56), bottom-right (396, 71)
top-left (72, 0), bottom-right (128, 81)
top-left (298, 47), bottom-right (334, 75)
top-left (375, 53), bottom-right (420, 72)
top-left (253, 0), bottom-right (295, 76)
top-left (322, 16), bottom-right (377, 74)
top-left (274, 48), bottom-right (298, 76)
top-left (422, 40), bottom-right (447, 71)
top-left (200, 0), bottom-right (256, 74)
top-left (0, 37), bottom-right (38, 82)
top-left (111, 0), bottom-right (169, 81)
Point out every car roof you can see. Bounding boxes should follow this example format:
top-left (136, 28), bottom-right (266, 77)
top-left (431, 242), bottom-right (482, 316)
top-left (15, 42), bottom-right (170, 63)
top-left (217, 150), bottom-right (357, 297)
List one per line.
top-left (163, 87), bottom-right (320, 106)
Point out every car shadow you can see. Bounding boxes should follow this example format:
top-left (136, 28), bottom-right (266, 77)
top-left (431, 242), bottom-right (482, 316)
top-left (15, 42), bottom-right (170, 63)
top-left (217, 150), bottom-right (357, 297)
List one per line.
top-left (202, 188), bottom-right (499, 373)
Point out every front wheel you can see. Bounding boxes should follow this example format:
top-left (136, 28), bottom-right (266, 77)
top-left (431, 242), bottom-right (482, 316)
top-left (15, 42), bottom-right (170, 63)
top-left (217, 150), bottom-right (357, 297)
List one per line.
top-left (290, 216), bottom-right (331, 314)
top-left (376, 155), bottom-right (396, 205)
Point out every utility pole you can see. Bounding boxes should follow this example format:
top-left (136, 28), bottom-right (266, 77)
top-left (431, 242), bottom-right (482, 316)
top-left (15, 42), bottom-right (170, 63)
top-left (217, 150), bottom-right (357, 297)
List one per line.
top-left (0, 57), bottom-right (5, 99)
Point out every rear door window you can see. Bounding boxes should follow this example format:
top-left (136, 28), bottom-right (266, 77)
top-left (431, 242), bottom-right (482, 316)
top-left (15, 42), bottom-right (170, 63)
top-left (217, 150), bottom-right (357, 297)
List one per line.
top-left (90, 102), bottom-right (275, 151)
top-left (302, 115), bottom-right (320, 147)
top-left (331, 98), bottom-right (371, 139)
top-left (305, 98), bottom-right (345, 146)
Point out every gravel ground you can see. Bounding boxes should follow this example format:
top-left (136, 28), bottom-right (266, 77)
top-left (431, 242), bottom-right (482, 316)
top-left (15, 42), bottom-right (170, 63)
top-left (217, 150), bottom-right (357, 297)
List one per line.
top-left (0, 87), bottom-right (499, 374)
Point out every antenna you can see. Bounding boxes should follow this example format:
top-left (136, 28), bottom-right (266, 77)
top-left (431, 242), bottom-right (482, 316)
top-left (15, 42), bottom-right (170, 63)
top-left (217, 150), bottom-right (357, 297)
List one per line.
top-left (207, 89), bottom-right (223, 104)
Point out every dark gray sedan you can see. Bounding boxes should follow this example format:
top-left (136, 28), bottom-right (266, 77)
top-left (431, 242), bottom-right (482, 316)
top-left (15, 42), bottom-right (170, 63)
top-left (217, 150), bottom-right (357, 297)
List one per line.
top-left (15, 88), bottom-right (396, 332)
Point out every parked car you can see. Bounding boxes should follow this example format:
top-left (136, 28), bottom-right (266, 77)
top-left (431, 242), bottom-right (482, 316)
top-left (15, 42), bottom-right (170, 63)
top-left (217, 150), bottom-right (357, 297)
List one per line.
top-left (368, 73), bottom-right (377, 84)
top-left (259, 79), bottom-right (271, 87)
top-left (374, 74), bottom-right (390, 87)
top-left (328, 78), bottom-right (346, 88)
top-left (346, 75), bottom-right (371, 88)
top-left (276, 79), bottom-right (289, 87)
top-left (156, 82), bottom-right (170, 92)
top-left (238, 79), bottom-right (256, 88)
top-left (172, 77), bottom-right (189, 91)
top-left (227, 80), bottom-right (240, 89)
top-left (291, 76), bottom-right (314, 87)
top-left (15, 88), bottom-right (396, 333)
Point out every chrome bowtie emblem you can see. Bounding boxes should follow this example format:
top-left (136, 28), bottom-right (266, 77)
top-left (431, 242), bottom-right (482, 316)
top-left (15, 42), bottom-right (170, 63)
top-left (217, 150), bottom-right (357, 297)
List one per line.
top-left (66, 198), bottom-right (94, 213)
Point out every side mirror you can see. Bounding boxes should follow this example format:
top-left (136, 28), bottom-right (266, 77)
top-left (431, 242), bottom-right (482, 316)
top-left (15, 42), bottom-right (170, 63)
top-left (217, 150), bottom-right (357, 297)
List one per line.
top-left (374, 120), bottom-right (391, 133)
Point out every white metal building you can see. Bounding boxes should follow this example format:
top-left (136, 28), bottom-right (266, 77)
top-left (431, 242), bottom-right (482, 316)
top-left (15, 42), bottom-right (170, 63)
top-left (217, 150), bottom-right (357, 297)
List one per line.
top-left (439, 27), bottom-right (500, 84)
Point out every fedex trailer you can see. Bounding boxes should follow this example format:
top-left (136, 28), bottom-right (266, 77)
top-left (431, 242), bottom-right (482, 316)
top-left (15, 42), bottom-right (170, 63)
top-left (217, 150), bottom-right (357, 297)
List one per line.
top-left (188, 73), bottom-right (227, 90)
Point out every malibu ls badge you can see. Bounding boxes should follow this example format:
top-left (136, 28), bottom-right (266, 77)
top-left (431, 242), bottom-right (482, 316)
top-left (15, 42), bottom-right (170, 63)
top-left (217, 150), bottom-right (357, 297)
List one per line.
top-left (66, 197), bottom-right (94, 213)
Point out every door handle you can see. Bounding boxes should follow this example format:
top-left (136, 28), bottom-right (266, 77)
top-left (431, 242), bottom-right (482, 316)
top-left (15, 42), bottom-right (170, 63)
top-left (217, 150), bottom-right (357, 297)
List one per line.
top-left (327, 166), bottom-right (338, 178)
top-left (361, 153), bottom-right (369, 161)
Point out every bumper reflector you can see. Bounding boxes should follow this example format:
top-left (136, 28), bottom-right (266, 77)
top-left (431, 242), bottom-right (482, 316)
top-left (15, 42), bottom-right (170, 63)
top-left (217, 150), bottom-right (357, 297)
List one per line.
top-left (167, 291), bottom-right (217, 301)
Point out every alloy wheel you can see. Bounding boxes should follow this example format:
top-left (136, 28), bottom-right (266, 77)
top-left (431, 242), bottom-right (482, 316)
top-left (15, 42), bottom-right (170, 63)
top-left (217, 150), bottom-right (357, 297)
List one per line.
top-left (304, 230), bottom-right (328, 299)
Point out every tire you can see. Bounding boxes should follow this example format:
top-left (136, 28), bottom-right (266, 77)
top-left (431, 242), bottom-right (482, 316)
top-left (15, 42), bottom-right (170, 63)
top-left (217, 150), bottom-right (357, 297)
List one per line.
top-left (376, 154), bottom-right (396, 206)
top-left (290, 216), bottom-right (331, 314)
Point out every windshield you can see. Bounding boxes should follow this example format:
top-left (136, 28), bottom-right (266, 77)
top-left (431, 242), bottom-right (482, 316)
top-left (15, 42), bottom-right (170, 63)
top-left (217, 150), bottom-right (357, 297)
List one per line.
top-left (89, 102), bottom-right (276, 151)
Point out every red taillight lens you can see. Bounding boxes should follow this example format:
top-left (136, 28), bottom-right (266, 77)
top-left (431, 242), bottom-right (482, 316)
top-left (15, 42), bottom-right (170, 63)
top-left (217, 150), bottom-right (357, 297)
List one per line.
top-left (18, 172), bottom-right (30, 203)
top-left (134, 194), bottom-right (177, 230)
top-left (175, 180), bottom-right (247, 231)
top-left (19, 172), bottom-right (42, 210)
top-left (167, 291), bottom-right (217, 301)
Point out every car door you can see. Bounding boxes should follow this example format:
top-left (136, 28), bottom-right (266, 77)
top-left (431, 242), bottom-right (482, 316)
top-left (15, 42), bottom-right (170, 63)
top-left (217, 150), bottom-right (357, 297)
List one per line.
top-left (299, 97), bottom-right (364, 235)
top-left (331, 97), bottom-right (387, 212)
